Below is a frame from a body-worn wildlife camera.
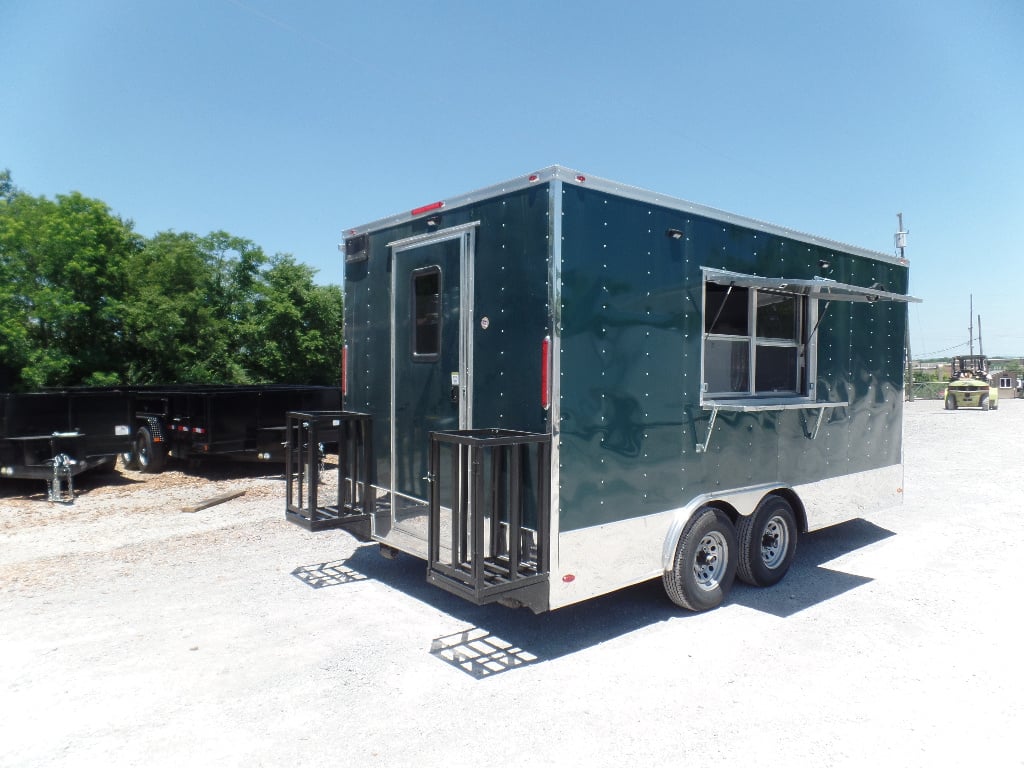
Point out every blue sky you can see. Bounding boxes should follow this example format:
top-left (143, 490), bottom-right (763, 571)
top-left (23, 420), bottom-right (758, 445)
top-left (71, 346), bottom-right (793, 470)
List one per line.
top-left (2, 0), bottom-right (1022, 358)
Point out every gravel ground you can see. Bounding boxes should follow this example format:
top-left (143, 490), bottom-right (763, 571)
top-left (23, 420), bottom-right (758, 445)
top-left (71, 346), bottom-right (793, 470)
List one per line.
top-left (2, 399), bottom-right (1023, 768)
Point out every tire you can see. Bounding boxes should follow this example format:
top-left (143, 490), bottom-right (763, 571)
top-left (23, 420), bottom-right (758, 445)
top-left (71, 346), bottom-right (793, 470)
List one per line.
top-left (663, 506), bottom-right (737, 612)
top-left (736, 494), bottom-right (798, 587)
top-left (980, 395), bottom-right (990, 411)
top-left (945, 395), bottom-right (957, 410)
top-left (135, 425), bottom-right (167, 473)
top-left (120, 446), bottom-right (139, 471)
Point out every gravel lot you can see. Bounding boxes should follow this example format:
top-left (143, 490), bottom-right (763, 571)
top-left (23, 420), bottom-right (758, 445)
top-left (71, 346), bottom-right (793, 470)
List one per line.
top-left (2, 399), bottom-right (1023, 767)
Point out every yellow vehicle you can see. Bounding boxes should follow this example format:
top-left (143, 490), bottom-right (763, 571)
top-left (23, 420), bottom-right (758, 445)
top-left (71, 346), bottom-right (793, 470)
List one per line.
top-left (944, 355), bottom-right (999, 410)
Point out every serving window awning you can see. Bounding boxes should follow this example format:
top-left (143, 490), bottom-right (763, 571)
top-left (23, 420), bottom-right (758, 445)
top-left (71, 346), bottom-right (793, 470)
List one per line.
top-left (701, 267), bottom-right (921, 304)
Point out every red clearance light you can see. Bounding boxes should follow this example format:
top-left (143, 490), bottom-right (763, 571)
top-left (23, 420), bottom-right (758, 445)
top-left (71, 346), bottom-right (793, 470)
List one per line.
top-left (562, 574), bottom-right (575, 583)
top-left (575, 175), bottom-right (586, 183)
top-left (541, 335), bottom-right (551, 411)
top-left (528, 174), bottom-right (540, 182)
top-left (411, 201), bottom-right (445, 216)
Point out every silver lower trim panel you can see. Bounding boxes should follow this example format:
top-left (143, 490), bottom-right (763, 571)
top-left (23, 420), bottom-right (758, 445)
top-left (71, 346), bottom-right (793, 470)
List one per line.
top-left (549, 464), bottom-right (904, 610)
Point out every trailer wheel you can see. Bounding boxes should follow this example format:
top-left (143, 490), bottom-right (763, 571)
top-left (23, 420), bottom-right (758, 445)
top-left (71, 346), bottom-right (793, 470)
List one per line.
top-left (135, 426), bottom-right (166, 473)
top-left (736, 495), bottom-right (798, 587)
top-left (663, 506), bottom-right (737, 612)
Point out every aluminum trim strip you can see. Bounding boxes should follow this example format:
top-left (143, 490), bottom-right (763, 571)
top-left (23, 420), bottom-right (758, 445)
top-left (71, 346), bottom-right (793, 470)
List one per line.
top-left (548, 179), bottom-right (563, 580)
top-left (345, 166), bottom-right (907, 268)
top-left (387, 221), bottom-right (482, 251)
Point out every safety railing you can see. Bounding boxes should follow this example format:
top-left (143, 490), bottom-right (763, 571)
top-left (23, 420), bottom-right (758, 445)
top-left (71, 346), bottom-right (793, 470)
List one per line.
top-left (285, 411), bottom-right (373, 538)
top-left (426, 429), bottom-right (551, 611)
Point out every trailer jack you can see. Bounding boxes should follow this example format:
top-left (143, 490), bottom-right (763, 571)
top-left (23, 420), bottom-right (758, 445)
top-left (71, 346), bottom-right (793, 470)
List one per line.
top-left (47, 453), bottom-right (75, 503)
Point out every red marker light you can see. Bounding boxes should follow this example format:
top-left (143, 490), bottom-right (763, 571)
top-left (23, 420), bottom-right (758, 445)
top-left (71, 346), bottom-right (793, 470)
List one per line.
top-left (411, 201), bottom-right (445, 216)
top-left (562, 574), bottom-right (575, 583)
top-left (528, 174), bottom-right (540, 182)
top-left (575, 175), bottom-right (586, 183)
top-left (541, 335), bottom-right (551, 410)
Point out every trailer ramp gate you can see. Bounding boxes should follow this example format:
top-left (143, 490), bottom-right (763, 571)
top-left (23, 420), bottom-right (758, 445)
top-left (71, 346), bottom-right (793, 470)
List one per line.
top-left (427, 430), bottom-right (551, 612)
top-left (285, 411), bottom-right (373, 539)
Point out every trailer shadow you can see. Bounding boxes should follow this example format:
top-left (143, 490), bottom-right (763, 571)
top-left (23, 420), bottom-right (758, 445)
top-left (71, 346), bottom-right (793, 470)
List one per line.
top-left (293, 517), bottom-right (894, 678)
top-left (728, 517), bottom-right (894, 618)
top-left (176, 456), bottom-right (340, 483)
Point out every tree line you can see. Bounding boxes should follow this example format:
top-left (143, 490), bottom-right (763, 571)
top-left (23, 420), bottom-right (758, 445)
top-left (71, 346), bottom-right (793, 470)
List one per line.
top-left (0, 170), bottom-right (343, 392)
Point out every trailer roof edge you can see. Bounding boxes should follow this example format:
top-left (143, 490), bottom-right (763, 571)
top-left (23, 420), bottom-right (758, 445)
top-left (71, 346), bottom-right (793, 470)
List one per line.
top-left (341, 165), bottom-right (908, 267)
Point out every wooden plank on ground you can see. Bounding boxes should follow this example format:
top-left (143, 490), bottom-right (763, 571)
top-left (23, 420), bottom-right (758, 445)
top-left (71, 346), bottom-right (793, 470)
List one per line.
top-left (181, 490), bottom-right (246, 513)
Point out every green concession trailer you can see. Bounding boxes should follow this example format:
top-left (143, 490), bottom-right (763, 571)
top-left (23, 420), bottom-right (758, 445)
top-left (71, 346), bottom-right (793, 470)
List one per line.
top-left (304, 166), bottom-right (918, 613)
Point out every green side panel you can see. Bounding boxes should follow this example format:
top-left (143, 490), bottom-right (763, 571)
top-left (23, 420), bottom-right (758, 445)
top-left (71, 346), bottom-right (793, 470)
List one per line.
top-left (343, 184), bottom-right (551, 494)
top-left (470, 187), bottom-right (550, 434)
top-left (558, 185), bottom-right (695, 530)
top-left (557, 185), bottom-right (909, 532)
top-left (344, 242), bottom-right (392, 488)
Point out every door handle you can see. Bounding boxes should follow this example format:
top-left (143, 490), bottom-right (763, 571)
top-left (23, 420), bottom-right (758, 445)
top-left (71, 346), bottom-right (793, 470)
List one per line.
top-left (450, 385), bottom-right (459, 403)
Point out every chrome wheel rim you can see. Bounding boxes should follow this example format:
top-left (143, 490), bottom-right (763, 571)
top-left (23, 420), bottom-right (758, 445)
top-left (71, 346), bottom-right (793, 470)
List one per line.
top-left (693, 531), bottom-right (728, 591)
top-left (761, 514), bottom-right (789, 569)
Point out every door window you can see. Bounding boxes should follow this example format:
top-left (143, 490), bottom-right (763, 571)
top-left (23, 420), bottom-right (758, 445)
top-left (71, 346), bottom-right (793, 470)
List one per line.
top-left (411, 267), bottom-right (441, 360)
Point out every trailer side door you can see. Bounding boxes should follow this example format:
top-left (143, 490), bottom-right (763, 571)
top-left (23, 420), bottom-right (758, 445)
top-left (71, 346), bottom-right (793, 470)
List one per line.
top-left (390, 225), bottom-right (474, 532)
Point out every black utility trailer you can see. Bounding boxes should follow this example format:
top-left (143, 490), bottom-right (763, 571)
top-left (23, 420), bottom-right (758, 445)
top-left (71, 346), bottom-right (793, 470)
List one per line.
top-left (121, 385), bottom-right (341, 473)
top-left (3, 385), bottom-right (341, 499)
top-left (0, 390), bottom-right (132, 501)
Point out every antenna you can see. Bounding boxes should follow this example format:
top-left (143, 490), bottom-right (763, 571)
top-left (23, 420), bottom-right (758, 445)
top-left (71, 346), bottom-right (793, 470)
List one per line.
top-left (895, 212), bottom-right (908, 258)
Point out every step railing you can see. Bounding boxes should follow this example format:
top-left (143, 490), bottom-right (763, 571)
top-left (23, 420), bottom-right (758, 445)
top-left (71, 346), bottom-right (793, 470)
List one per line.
top-left (427, 429), bottom-right (551, 611)
top-left (285, 410), bottom-right (373, 538)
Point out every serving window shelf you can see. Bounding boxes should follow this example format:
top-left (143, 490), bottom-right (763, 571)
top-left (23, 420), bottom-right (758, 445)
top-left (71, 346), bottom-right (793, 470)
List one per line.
top-left (696, 398), bottom-right (849, 453)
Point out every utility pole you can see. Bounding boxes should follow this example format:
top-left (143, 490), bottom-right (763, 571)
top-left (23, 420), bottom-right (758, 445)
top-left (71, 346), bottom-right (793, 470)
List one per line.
top-left (969, 294), bottom-right (974, 358)
top-left (897, 213), bottom-right (913, 401)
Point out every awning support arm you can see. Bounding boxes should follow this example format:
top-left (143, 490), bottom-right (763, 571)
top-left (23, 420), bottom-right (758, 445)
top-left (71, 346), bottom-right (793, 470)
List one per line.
top-left (695, 405), bottom-right (719, 454)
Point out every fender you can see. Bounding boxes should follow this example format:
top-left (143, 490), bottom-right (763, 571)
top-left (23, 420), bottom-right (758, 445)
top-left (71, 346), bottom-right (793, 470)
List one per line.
top-left (660, 483), bottom-right (794, 571)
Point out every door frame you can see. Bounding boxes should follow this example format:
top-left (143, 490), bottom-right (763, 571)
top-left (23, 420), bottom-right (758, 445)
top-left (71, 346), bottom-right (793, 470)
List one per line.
top-left (387, 222), bottom-right (478, 503)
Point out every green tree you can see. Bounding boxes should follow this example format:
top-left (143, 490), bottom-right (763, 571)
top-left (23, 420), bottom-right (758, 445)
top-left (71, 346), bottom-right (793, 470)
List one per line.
top-left (246, 254), bottom-right (343, 384)
top-left (123, 231), bottom-right (227, 383)
top-left (0, 170), bottom-right (28, 389)
top-left (123, 231), bottom-right (273, 384)
top-left (1, 172), bottom-right (342, 390)
top-left (0, 180), bottom-right (141, 388)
